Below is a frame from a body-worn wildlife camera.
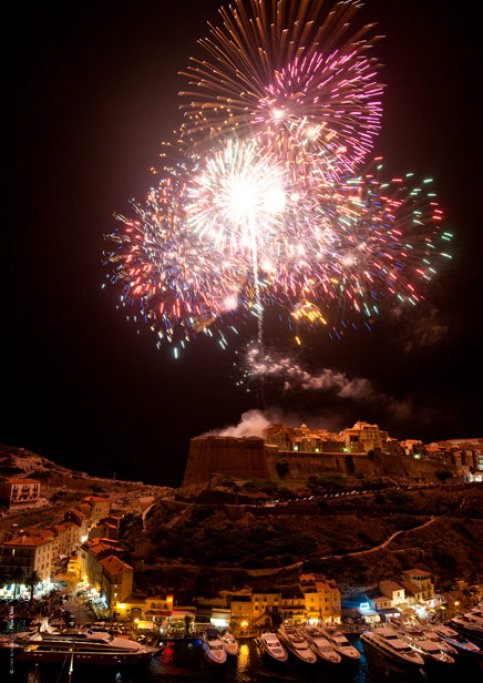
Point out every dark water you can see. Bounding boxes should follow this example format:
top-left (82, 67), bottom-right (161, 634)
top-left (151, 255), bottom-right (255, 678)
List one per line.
top-left (2, 637), bottom-right (482, 683)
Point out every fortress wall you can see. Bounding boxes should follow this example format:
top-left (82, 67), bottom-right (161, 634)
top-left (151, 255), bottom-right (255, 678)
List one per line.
top-left (183, 437), bottom-right (454, 487)
top-left (182, 436), bottom-right (269, 486)
top-left (373, 452), bottom-right (448, 480)
top-left (265, 450), bottom-right (376, 480)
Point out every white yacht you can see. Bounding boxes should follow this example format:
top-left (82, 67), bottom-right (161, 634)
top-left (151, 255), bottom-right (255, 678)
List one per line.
top-left (277, 625), bottom-right (317, 664)
top-left (257, 632), bottom-right (288, 662)
top-left (361, 628), bottom-right (425, 668)
top-left (220, 631), bottom-right (239, 656)
top-left (392, 623), bottom-right (455, 664)
top-left (421, 628), bottom-right (459, 657)
top-left (467, 605), bottom-right (483, 622)
top-left (201, 629), bottom-right (227, 665)
top-left (428, 624), bottom-right (481, 656)
top-left (299, 626), bottom-right (341, 664)
top-left (319, 625), bottom-right (360, 661)
top-left (451, 613), bottom-right (483, 638)
top-left (16, 630), bottom-right (156, 666)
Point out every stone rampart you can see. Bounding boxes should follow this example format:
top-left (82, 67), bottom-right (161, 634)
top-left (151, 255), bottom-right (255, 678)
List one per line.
top-left (182, 436), bottom-right (270, 486)
top-left (183, 436), bottom-right (455, 486)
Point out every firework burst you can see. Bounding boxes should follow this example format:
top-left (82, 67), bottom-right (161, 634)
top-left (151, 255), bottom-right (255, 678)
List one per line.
top-left (105, 150), bottom-right (452, 350)
top-left (105, 165), bottom-right (249, 352)
top-left (105, 0), bottom-right (453, 359)
top-left (179, 0), bottom-right (383, 173)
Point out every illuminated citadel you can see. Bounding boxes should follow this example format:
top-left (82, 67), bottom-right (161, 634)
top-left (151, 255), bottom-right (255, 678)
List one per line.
top-left (182, 421), bottom-right (483, 486)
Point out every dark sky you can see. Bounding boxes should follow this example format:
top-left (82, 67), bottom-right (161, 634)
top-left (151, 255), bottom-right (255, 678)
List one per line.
top-left (4, 1), bottom-right (482, 486)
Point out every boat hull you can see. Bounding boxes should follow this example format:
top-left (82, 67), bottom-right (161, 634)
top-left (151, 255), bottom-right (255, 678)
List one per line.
top-left (201, 643), bottom-right (227, 665)
top-left (361, 634), bottom-right (424, 669)
top-left (257, 636), bottom-right (288, 663)
top-left (17, 650), bottom-right (152, 666)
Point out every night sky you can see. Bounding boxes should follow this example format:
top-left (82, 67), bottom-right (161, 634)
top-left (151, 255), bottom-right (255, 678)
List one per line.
top-left (4, 1), bottom-right (482, 486)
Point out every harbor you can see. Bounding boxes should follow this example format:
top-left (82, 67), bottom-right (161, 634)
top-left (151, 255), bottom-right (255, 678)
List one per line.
top-left (2, 631), bottom-right (482, 683)
top-left (2, 604), bottom-right (483, 682)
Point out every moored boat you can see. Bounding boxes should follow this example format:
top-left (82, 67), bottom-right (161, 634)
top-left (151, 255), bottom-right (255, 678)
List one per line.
top-left (361, 628), bottom-right (425, 668)
top-left (220, 631), bottom-right (239, 656)
top-left (201, 628), bottom-right (227, 665)
top-left (431, 623), bottom-right (482, 656)
top-left (299, 626), bottom-right (341, 664)
top-left (16, 630), bottom-right (156, 666)
top-left (257, 632), bottom-right (288, 663)
top-left (277, 625), bottom-right (317, 664)
top-left (319, 625), bottom-right (360, 661)
top-left (391, 623), bottom-right (455, 665)
top-left (467, 606), bottom-right (483, 623)
top-left (451, 613), bottom-right (483, 640)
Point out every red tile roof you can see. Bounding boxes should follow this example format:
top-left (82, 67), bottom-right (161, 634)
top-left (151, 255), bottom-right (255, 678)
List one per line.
top-left (83, 538), bottom-right (121, 555)
top-left (6, 478), bottom-right (38, 485)
top-left (3, 534), bottom-right (53, 547)
top-left (99, 555), bottom-right (132, 577)
top-left (405, 568), bottom-right (432, 576)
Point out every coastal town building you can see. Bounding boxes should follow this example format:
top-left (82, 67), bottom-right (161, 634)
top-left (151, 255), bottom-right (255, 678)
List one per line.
top-left (78, 538), bottom-right (123, 591)
top-left (88, 519), bottom-right (120, 541)
top-left (99, 554), bottom-right (133, 613)
top-left (402, 568), bottom-right (435, 602)
top-left (300, 573), bottom-right (341, 622)
top-left (49, 521), bottom-right (81, 557)
top-left (83, 496), bottom-right (111, 524)
top-left (379, 580), bottom-right (406, 605)
top-left (0, 531), bottom-right (54, 581)
top-left (229, 575), bottom-right (341, 628)
top-left (111, 594), bottom-right (174, 621)
top-left (0, 478), bottom-right (41, 509)
top-left (65, 509), bottom-right (90, 539)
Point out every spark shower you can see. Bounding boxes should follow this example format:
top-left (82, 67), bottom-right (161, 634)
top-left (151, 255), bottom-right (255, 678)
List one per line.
top-left (104, 0), bottom-right (453, 364)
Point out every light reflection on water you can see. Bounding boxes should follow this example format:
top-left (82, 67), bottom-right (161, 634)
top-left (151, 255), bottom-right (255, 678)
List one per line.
top-left (3, 637), bottom-right (482, 683)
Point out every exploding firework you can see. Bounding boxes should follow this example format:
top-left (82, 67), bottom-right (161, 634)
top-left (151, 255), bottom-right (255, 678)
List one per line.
top-left (179, 0), bottom-right (383, 172)
top-left (104, 163), bottom-right (251, 354)
top-left (105, 1), bottom-right (453, 360)
top-left (106, 148), bottom-right (452, 353)
top-left (186, 138), bottom-right (286, 252)
top-left (320, 161), bottom-right (453, 321)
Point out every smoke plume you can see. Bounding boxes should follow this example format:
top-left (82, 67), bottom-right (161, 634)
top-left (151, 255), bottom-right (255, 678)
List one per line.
top-left (218, 409), bottom-right (271, 438)
top-left (245, 347), bottom-right (376, 399)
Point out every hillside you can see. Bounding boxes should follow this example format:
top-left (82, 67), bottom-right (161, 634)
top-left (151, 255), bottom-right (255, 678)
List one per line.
top-left (0, 443), bottom-right (172, 534)
top-left (121, 482), bottom-right (483, 598)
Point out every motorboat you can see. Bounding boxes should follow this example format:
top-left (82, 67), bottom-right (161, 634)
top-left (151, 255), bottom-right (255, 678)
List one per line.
top-left (361, 628), bottom-right (425, 668)
top-left (201, 629), bottom-right (227, 665)
top-left (467, 606), bottom-right (483, 623)
top-left (451, 613), bottom-right (483, 638)
top-left (319, 625), bottom-right (360, 660)
top-left (16, 630), bottom-right (156, 666)
top-left (428, 624), bottom-right (481, 656)
top-left (257, 632), bottom-right (288, 662)
top-left (421, 628), bottom-right (459, 657)
top-left (277, 625), bottom-right (317, 664)
top-left (299, 626), bottom-right (341, 664)
top-left (220, 631), bottom-right (239, 656)
top-left (391, 623), bottom-right (455, 664)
